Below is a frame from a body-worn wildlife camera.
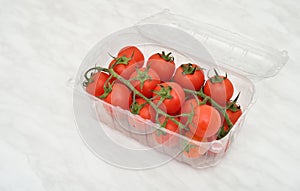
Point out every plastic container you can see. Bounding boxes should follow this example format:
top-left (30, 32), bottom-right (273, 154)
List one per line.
top-left (73, 11), bottom-right (288, 169)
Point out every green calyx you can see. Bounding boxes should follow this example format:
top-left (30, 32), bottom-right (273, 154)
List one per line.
top-left (226, 92), bottom-right (241, 112)
top-left (156, 119), bottom-right (168, 136)
top-left (181, 63), bottom-right (198, 75)
top-left (109, 50), bottom-right (135, 68)
top-left (134, 66), bottom-right (152, 91)
top-left (114, 55), bottom-right (132, 65)
top-left (153, 85), bottom-right (173, 99)
top-left (159, 51), bottom-right (174, 62)
top-left (209, 69), bottom-right (227, 83)
top-left (130, 101), bottom-right (144, 115)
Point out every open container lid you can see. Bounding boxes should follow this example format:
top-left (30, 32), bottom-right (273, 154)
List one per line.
top-left (136, 10), bottom-right (289, 81)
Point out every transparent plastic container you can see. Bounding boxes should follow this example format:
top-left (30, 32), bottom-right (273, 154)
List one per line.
top-left (73, 11), bottom-right (288, 169)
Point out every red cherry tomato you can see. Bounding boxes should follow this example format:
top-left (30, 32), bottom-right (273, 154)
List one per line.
top-left (153, 117), bottom-right (179, 146)
top-left (128, 98), bottom-right (156, 130)
top-left (217, 93), bottom-right (243, 139)
top-left (173, 63), bottom-right (205, 91)
top-left (109, 46), bottom-right (144, 79)
top-left (146, 51), bottom-right (175, 82)
top-left (118, 46), bottom-right (144, 66)
top-left (85, 72), bottom-right (110, 97)
top-left (223, 101), bottom-right (242, 131)
top-left (130, 98), bottom-right (156, 121)
top-left (129, 68), bottom-right (160, 98)
top-left (183, 131), bottom-right (204, 158)
top-left (181, 99), bottom-right (221, 138)
top-left (103, 83), bottom-right (132, 110)
top-left (203, 74), bottom-right (234, 107)
top-left (152, 82), bottom-right (185, 114)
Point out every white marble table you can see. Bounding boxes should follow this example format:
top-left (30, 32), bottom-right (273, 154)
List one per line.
top-left (1, 0), bottom-right (299, 190)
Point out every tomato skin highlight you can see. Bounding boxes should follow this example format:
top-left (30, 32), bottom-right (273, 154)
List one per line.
top-left (109, 46), bottom-right (144, 79)
top-left (129, 68), bottom-right (161, 98)
top-left (146, 52), bottom-right (175, 82)
top-left (173, 63), bottom-right (205, 91)
top-left (181, 99), bottom-right (221, 138)
top-left (86, 72), bottom-right (110, 97)
top-left (203, 76), bottom-right (234, 107)
top-left (152, 82), bottom-right (185, 114)
top-left (103, 83), bottom-right (132, 110)
top-left (153, 117), bottom-right (179, 146)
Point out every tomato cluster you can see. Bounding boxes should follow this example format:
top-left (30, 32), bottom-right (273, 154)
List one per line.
top-left (83, 46), bottom-right (243, 158)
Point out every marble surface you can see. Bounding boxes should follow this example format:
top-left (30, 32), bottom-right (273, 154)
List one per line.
top-left (1, 0), bottom-right (300, 190)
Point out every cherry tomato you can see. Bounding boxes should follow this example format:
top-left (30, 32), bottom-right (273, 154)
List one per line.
top-left (181, 99), bottom-right (221, 138)
top-left (128, 98), bottom-right (156, 130)
top-left (146, 51), bottom-right (175, 82)
top-left (85, 72), bottom-right (110, 97)
top-left (173, 63), bottom-right (205, 91)
top-left (103, 83), bottom-right (132, 110)
top-left (217, 94), bottom-right (243, 139)
top-left (118, 46), bottom-right (144, 65)
top-left (183, 131), bottom-right (204, 158)
top-left (130, 98), bottom-right (156, 121)
top-left (109, 46), bottom-right (144, 79)
top-left (152, 82), bottom-right (185, 114)
top-left (203, 74), bottom-right (234, 107)
top-left (153, 117), bottom-right (179, 146)
top-left (223, 101), bottom-right (242, 131)
top-left (129, 68), bottom-right (160, 98)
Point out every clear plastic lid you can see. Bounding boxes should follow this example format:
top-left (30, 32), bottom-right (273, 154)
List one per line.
top-left (137, 10), bottom-right (289, 81)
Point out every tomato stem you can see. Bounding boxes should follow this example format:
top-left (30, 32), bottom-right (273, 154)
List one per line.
top-left (108, 50), bottom-right (134, 69)
top-left (209, 69), bottom-right (225, 83)
top-left (226, 92), bottom-right (241, 112)
top-left (159, 51), bottom-right (174, 62)
top-left (133, 66), bottom-right (153, 91)
top-left (181, 63), bottom-right (197, 75)
top-left (82, 66), bottom-right (107, 87)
